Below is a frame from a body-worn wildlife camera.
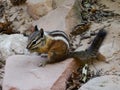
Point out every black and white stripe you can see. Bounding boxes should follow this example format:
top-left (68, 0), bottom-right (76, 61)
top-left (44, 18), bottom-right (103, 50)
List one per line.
top-left (47, 30), bottom-right (70, 48)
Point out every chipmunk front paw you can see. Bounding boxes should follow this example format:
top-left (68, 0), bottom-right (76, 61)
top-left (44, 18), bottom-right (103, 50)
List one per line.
top-left (39, 59), bottom-right (48, 67)
top-left (41, 54), bottom-right (48, 58)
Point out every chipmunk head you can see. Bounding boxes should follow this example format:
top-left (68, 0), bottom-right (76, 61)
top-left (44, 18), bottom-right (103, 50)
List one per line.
top-left (26, 25), bottom-right (46, 52)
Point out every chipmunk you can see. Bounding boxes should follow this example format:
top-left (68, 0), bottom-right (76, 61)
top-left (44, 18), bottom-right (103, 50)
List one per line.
top-left (26, 25), bottom-right (107, 66)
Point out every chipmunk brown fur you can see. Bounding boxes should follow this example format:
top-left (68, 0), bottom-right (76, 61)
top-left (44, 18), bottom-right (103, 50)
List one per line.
top-left (26, 25), bottom-right (107, 66)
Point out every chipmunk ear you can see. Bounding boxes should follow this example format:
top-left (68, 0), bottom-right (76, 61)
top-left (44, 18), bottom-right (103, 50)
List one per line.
top-left (40, 28), bottom-right (44, 37)
top-left (34, 25), bottom-right (39, 31)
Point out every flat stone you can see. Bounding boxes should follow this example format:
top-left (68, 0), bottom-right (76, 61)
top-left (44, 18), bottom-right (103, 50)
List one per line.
top-left (51, 60), bottom-right (81, 90)
top-left (33, 0), bottom-right (81, 35)
top-left (3, 55), bottom-right (73, 90)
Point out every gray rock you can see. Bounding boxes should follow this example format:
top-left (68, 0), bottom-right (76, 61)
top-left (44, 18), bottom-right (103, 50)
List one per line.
top-left (79, 75), bottom-right (120, 90)
top-left (33, 0), bottom-right (81, 35)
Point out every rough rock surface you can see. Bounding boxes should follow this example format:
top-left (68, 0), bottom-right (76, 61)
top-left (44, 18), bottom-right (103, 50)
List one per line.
top-left (33, 0), bottom-right (81, 34)
top-left (3, 55), bottom-right (73, 90)
top-left (52, 0), bottom-right (66, 8)
top-left (4, 1), bottom-right (33, 35)
top-left (0, 34), bottom-right (29, 61)
top-left (65, 0), bottom-right (82, 34)
top-left (27, 0), bottom-right (53, 20)
top-left (79, 75), bottom-right (120, 90)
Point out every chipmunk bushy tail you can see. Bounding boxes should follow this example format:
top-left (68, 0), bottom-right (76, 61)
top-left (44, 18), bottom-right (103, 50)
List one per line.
top-left (87, 29), bottom-right (107, 53)
top-left (68, 29), bottom-right (107, 61)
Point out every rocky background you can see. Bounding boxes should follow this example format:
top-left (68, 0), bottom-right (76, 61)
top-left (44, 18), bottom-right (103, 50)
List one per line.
top-left (0, 0), bottom-right (120, 90)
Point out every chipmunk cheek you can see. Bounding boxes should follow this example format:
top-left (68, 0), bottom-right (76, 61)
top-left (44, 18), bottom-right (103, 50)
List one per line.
top-left (29, 47), bottom-right (38, 52)
top-left (41, 41), bottom-right (46, 46)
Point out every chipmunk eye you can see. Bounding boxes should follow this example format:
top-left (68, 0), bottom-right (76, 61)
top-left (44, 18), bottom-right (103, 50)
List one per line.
top-left (32, 40), bottom-right (36, 44)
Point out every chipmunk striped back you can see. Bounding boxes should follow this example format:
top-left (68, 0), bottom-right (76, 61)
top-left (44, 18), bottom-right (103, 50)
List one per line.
top-left (26, 25), bottom-right (70, 52)
top-left (48, 30), bottom-right (70, 48)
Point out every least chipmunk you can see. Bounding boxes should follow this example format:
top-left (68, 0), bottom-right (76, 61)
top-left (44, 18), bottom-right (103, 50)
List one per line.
top-left (26, 25), bottom-right (107, 66)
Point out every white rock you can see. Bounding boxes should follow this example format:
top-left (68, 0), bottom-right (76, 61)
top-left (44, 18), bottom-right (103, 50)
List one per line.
top-left (0, 34), bottom-right (29, 60)
top-left (3, 55), bottom-right (73, 90)
top-left (79, 75), bottom-right (120, 90)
